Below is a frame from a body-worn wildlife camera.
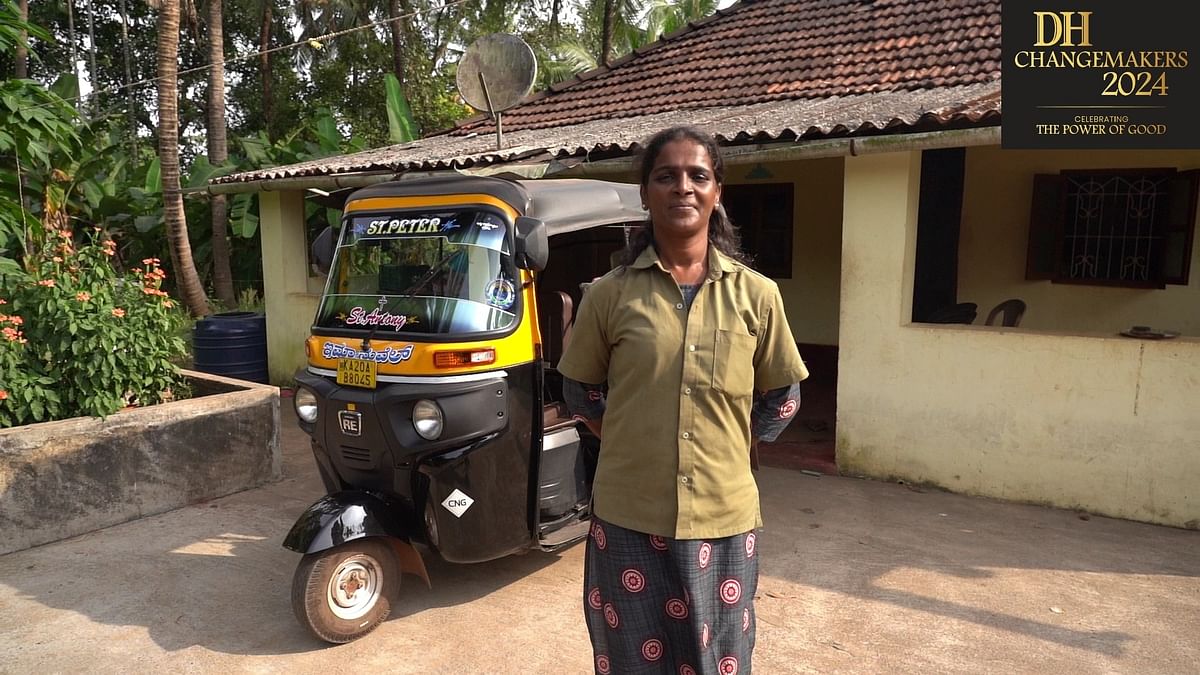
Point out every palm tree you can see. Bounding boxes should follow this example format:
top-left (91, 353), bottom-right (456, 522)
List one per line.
top-left (13, 0), bottom-right (26, 78)
top-left (544, 0), bottom-right (717, 86)
top-left (258, 0), bottom-right (273, 139)
top-left (155, 0), bottom-right (210, 316)
top-left (206, 0), bottom-right (235, 307)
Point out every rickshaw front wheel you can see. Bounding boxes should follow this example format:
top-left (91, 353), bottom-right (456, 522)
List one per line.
top-left (291, 539), bottom-right (400, 643)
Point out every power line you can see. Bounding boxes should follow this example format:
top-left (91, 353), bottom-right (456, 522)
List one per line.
top-left (22, 0), bottom-right (473, 112)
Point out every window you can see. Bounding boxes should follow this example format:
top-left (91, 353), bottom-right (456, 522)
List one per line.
top-left (722, 183), bottom-right (794, 279)
top-left (1026, 168), bottom-right (1198, 287)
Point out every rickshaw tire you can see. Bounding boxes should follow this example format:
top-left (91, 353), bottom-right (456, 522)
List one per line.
top-left (291, 538), bottom-right (401, 644)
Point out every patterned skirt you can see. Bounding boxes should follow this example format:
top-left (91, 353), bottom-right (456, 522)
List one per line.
top-left (583, 517), bottom-right (759, 675)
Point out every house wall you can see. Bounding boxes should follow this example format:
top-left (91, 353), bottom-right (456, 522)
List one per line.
top-left (260, 190), bottom-right (321, 385)
top-left (726, 158), bottom-right (844, 346)
top-left (837, 150), bottom-right (1200, 529)
top-left (959, 147), bottom-right (1200, 335)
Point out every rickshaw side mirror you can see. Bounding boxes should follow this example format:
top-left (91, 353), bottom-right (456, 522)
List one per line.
top-left (311, 226), bottom-right (335, 275)
top-left (513, 216), bottom-right (548, 271)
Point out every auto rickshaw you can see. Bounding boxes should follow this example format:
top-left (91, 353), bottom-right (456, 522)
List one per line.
top-left (284, 175), bottom-right (645, 643)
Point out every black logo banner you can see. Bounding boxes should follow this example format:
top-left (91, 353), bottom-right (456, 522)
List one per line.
top-left (1002, 0), bottom-right (1199, 149)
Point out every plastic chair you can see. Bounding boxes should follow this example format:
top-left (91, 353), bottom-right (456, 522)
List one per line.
top-left (985, 299), bottom-right (1026, 327)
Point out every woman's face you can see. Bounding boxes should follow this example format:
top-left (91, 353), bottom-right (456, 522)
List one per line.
top-left (641, 139), bottom-right (722, 240)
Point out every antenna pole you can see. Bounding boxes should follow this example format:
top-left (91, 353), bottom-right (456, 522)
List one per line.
top-left (477, 72), bottom-right (502, 150)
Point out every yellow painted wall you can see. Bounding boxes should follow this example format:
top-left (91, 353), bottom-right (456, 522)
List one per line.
top-left (726, 159), bottom-right (844, 346)
top-left (959, 147), bottom-right (1200, 335)
top-left (838, 151), bottom-right (1200, 529)
top-left (260, 190), bottom-right (320, 385)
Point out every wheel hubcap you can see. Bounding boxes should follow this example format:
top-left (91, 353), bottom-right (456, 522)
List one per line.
top-left (327, 554), bottom-right (383, 620)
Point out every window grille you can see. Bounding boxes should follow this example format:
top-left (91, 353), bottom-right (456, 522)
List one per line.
top-left (1062, 174), bottom-right (1167, 283)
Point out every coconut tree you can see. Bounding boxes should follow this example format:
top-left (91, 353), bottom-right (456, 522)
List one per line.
top-left (257, 0), bottom-right (273, 139)
top-left (154, 0), bottom-right (210, 316)
top-left (12, 0), bottom-right (26, 77)
top-left (206, 0), bottom-right (234, 306)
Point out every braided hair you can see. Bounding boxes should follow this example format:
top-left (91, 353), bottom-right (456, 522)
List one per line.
top-left (618, 126), bottom-right (748, 267)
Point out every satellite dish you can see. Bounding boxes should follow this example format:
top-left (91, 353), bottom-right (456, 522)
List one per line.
top-left (457, 33), bottom-right (537, 113)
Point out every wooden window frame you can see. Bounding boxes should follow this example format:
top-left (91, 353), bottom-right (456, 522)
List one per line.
top-left (722, 183), bottom-right (794, 279)
top-left (1025, 167), bottom-right (1198, 288)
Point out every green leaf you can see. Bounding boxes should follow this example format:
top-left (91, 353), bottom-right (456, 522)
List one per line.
top-left (143, 158), bottom-right (162, 194)
top-left (80, 180), bottom-right (103, 209)
top-left (230, 193), bottom-right (259, 238)
top-left (134, 215), bottom-right (161, 233)
top-left (384, 74), bottom-right (418, 144)
top-left (49, 74), bottom-right (80, 103)
top-left (313, 108), bottom-right (341, 155)
top-left (185, 156), bottom-right (222, 189)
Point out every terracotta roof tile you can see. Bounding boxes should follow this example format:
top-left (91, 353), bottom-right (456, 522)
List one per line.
top-left (217, 0), bottom-right (1003, 185)
top-left (440, 0), bottom-right (999, 135)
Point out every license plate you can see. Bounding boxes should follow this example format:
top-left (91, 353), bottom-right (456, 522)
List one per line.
top-left (336, 358), bottom-right (377, 388)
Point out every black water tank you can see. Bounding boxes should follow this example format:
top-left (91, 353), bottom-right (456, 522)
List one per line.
top-left (192, 311), bottom-right (269, 384)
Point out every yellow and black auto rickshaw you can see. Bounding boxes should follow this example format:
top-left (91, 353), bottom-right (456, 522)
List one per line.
top-left (284, 175), bottom-right (645, 643)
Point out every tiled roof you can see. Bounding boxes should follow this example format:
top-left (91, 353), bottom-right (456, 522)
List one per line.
top-left (215, 0), bottom-right (1002, 186)
top-left (450, 0), bottom-right (1001, 134)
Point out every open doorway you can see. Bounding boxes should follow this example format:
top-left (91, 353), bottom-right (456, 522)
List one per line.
top-left (722, 170), bottom-right (843, 475)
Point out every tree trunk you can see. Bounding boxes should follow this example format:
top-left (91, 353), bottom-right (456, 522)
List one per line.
top-left (86, 0), bottom-right (98, 114)
top-left (387, 0), bottom-right (404, 84)
top-left (156, 0), bottom-right (210, 317)
top-left (119, 0), bottom-right (136, 154)
top-left (549, 0), bottom-right (561, 40)
top-left (259, 0), bottom-right (273, 141)
top-left (14, 0), bottom-right (27, 78)
top-left (206, 0), bottom-right (235, 307)
top-left (600, 0), bottom-right (615, 66)
top-left (66, 0), bottom-right (80, 107)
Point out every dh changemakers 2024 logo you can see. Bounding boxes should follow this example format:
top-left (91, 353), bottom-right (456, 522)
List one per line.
top-left (1001, 1), bottom-right (1199, 149)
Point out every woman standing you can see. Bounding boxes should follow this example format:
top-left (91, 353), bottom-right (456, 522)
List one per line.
top-left (559, 126), bottom-right (809, 674)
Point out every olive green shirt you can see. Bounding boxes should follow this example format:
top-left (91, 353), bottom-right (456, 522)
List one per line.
top-left (558, 245), bottom-right (809, 538)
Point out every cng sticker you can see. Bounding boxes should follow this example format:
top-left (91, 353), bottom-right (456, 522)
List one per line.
top-left (441, 489), bottom-right (475, 518)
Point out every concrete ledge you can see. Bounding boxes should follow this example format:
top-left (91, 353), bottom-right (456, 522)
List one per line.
top-left (0, 370), bottom-right (281, 555)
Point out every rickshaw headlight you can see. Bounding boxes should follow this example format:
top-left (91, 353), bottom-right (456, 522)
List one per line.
top-left (413, 399), bottom-right (444, 440)
top-left (294, 388), bottom-right (319, 423)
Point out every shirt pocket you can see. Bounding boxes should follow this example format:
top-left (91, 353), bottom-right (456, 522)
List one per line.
top-left (712, 329), bottom-right (757, 397)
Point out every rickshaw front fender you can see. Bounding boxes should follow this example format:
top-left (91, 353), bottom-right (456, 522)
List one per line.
top-left (283, 490), bottom-right (430, 587)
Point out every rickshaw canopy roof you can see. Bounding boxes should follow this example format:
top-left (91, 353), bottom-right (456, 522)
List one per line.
top-left (343, 176), bottom-right (647, 237)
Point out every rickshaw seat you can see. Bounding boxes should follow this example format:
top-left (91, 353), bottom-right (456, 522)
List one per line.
top-left (542, 401), bottom-right (576, 432)
top-left (538, 290), bottom-right (574, 368)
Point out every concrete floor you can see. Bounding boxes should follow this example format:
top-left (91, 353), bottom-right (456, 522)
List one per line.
top-left (0, 404), bottom-right (1197, 674)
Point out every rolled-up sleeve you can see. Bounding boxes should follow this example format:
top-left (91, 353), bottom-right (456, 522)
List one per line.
top-left (563, 376), bottom-right (607, 420)
top-left (751, 383), bottom-right (802, 442)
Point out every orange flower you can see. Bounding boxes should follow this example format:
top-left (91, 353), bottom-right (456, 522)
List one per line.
top-left (37, 279), bottom-right (55, 287)
top-left (8, 315), bottom-right (22, 326)
top-left (111, 308), bottom-right (126, 318)
top-left (52, 256), bottom-right (63, 263)
top-left (0, 390), bottom-right (7, 400)
top-left (162, 299), bottom-right (174, 308)
top-left (0, 299), bottom-right (6, 304)
top-left (75, 291), bottom-right (91, 302)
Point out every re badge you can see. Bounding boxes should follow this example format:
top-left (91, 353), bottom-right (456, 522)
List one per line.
top-left (441, 489), bottom-right (474, 518)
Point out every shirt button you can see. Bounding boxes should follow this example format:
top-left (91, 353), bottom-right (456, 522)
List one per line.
top-left (688, 344), bottom-right (697, 352)
top-left (680, 475), bottom-right (690, 484)
top-left (684, 387), bottom-right (692, 395)
top-left (682, 431), bottom-right (690, 440)
top-left (675, 302), bottom-right (684, 310)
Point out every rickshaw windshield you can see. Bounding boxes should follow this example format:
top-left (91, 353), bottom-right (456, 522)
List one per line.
top-left (315, 209), bottom-right (518, 336)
